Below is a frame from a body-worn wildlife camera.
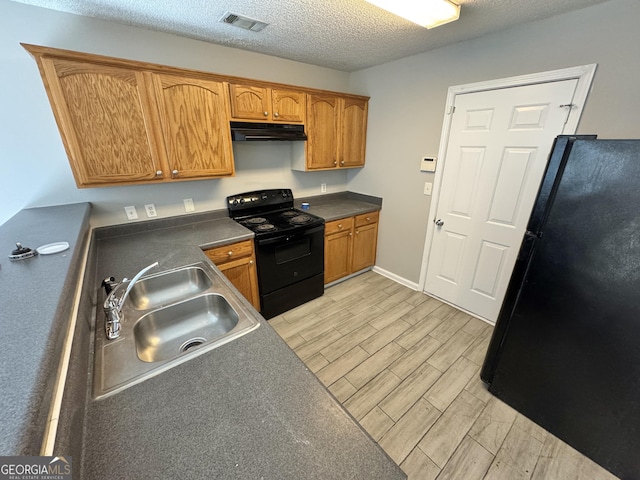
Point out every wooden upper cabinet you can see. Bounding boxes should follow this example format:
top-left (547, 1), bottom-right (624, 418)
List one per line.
top-left (39, 57), bottom-right (165, 187)
top-left (24, 44), bottom-right (369, 185)
top-left (271, 88), bottom-right (306, 123)
top-left (340, 97), bottom-right (368, 168)
top-left (152, 74), bottom-right (234, 179)
top-left (299, 93), bottom-right (368, 171)
top-left (228, 83), bottom-right (305, 123)
top-left (305, 94), bottom-right (341, 170)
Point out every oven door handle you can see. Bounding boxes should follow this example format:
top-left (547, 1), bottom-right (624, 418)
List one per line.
top-left (256, 224), bottom-right (325, 246)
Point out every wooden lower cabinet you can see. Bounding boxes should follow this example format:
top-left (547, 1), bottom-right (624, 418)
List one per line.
top-left (324, 211), bottom-right (379, 284)
top-left (204, 240), bottom-right (260, 311)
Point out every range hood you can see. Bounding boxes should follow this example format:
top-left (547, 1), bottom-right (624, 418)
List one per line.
top-left (230, 122), bottom-right (307, 141)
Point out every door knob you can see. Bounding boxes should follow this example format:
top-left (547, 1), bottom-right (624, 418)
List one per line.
top-left (434, 219), bottom-right (444, 227)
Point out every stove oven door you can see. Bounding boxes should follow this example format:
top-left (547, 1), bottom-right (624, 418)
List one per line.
top-left (254, 223), bottom-right (325, 318)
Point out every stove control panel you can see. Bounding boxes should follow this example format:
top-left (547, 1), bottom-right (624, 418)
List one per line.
top-left (227, 189), bottom-right (294, 213)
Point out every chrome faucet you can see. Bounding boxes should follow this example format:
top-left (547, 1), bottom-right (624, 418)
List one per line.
top-left (103, 262), bottom-right (159, 340)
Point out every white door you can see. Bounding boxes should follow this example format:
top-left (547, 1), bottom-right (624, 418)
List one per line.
top-left (424, 79), bottom-right (579, 322)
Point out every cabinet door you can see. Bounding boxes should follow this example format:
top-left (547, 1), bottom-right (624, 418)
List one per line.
top-left (271, 89), bottom-right (306, 123)
top-left (351, 221), bottom-right (378, 272)
top-left (340, 97), bottom-right (368, 168)
top-left (228, 84), bottom-right (270, 121)
top-left (306, 94), bottom-right (340, 170)
top-left (153, 74), bottom-right (234, 179)
top-left (325, 230), bottom-right (352, 284)
top-left (217, 256), bottom-right (261, 311)
top-left (41, 58), bottom-right (165, 187)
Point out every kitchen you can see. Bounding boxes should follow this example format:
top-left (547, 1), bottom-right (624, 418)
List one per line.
top-left (1, 0), bottom-right (639, 479)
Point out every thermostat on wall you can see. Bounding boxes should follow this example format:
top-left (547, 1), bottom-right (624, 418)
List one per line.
top-left (421, 156), bottom-right (437, 172)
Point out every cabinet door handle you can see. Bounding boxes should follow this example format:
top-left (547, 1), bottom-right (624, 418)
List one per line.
top-left (263, 111), bottom-right (269, 116)
top-left (333, 161), bottom-right (337, 166)
top-left (338, 224), bottom-right (342, 229)
top-left (366, 217), bottom-right (371, 221)
top-left (249, 260), bottom-right (254, 265)
top-left (340, 160), bottom-right (345, 166)
top-left (274, 112), bottom-right (279, 118)
top-left (355, 230), bottom-right (359, 234)
top-left (172, 169), bottom-right (179, 177)
top-left (156, 170), bottom-right (163, 177)
top-left (228, 251), bottom-right (233, 256)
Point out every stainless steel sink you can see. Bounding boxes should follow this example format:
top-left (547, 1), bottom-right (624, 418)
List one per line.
top-left (126, 266), bottom-right (212, 310)
top-left (134, 294), bottom-right (239, 363)
top-left (93, 261), bottom-right (260, 399)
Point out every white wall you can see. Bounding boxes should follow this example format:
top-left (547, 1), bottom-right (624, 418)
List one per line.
top-left (348, 0), bottom-right (640, 284)
top-left (0, 0), bottom-right (352, 226)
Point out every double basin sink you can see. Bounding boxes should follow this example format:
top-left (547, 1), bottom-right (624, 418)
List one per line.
top-left (93, 261), bottom-right (260, 399)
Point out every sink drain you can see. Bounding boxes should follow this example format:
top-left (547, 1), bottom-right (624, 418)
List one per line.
top-left (180, 337), bottom-right (206, 353)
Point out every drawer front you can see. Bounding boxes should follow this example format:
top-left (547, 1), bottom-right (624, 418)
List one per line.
top-left (355, 210), bottom-right (379, 227)
top-left (205, 239), bottom-right (254, 264)
top-left (325, 217), bottom-right (354, 236)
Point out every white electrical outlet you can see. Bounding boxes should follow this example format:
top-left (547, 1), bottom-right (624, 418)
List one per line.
top-left (144, 204), bottom-right (157, 217)
top-left (183, 198), bottom-right (195, 212)
top-left (124, 205), bottom-right (138, 220)
top-left (321, 183), bottom-right (327, 193)
top-left (424, 182), bottom-right (433, 196)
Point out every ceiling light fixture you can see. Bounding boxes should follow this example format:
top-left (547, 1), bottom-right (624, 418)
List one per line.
top-left (366, 0), bottom-right (460, 29)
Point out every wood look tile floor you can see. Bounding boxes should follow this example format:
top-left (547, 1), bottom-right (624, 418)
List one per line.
top-left (270, 271), bottom-right (620, 480)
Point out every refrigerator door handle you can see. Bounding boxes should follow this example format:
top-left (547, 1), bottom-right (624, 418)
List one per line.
top-left (525, 230), bottom-right (543, 239)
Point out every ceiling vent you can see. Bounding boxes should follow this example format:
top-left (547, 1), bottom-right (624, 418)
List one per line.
top-left (219, 12), bottom-right (269, 32)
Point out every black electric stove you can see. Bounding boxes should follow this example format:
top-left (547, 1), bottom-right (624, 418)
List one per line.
top-left (227, 189), bottom-right (325, 319)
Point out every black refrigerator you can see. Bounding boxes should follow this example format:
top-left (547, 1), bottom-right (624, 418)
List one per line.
top-left (481, 136), bottom-right (640, 480)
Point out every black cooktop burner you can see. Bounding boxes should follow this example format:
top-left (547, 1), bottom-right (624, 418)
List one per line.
top-left (289, 214), bottom-right (313, 225)
top-left (227, 189), bottom-right (324, 238)
top-left (243, 217), bottom-right (268, 225)
top-left (255, 223), bottom-right (276, 232)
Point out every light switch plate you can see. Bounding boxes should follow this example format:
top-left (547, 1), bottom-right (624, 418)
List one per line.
top-left (183, 198), bottom-right (195, 212)
top-left (124, 206), bottom-right (138, 220)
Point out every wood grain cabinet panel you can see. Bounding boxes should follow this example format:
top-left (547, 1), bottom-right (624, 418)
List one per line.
top-left (351, 219), bottom-right (379, 273)
top-left (270, 88), bottom-right (306, 123)
top-left (204, 240), bottom-right (260, 311)
top-left (306, 94), bottom-right (341, 170)
top-left (325, 217), bottom-right (355, 285)
top-left (324, 213), bottom-right (379, 284)
top-left (228, 83), bottom-right (305, 123)
top-left (39, 57), bottom-right (165, 187)
top-left (340, 97), bottom-right (368, 168)
top-left (298, 94), bottom-right (368, 171)
top-left (152, 74), bottom-right (234, 179)
top-left (24, 44), bottom-right (235, 187)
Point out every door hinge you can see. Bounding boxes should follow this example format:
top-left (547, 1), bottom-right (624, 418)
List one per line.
top-left (448, 105), bottom-right (456, 115)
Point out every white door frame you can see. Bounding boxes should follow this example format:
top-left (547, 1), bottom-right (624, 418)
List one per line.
top-left (418, 64), bottom-right (597, 298)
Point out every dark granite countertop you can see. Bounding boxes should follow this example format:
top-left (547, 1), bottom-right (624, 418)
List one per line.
top-left (2, 193), bottom-right (398, 479)
top-left (297, 191), bottom-right (382, 221)
top-left (0, 203), bottom-right (91, 455)
top-left (74, 192), bottom-right (400, 479)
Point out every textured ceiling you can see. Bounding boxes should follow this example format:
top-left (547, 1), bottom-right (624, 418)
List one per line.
top-left (12, 0), bottom-right (610, 71)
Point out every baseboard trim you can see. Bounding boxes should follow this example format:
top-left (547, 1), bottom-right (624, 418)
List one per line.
top-left (371, 266), bottom-right (419, 291)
